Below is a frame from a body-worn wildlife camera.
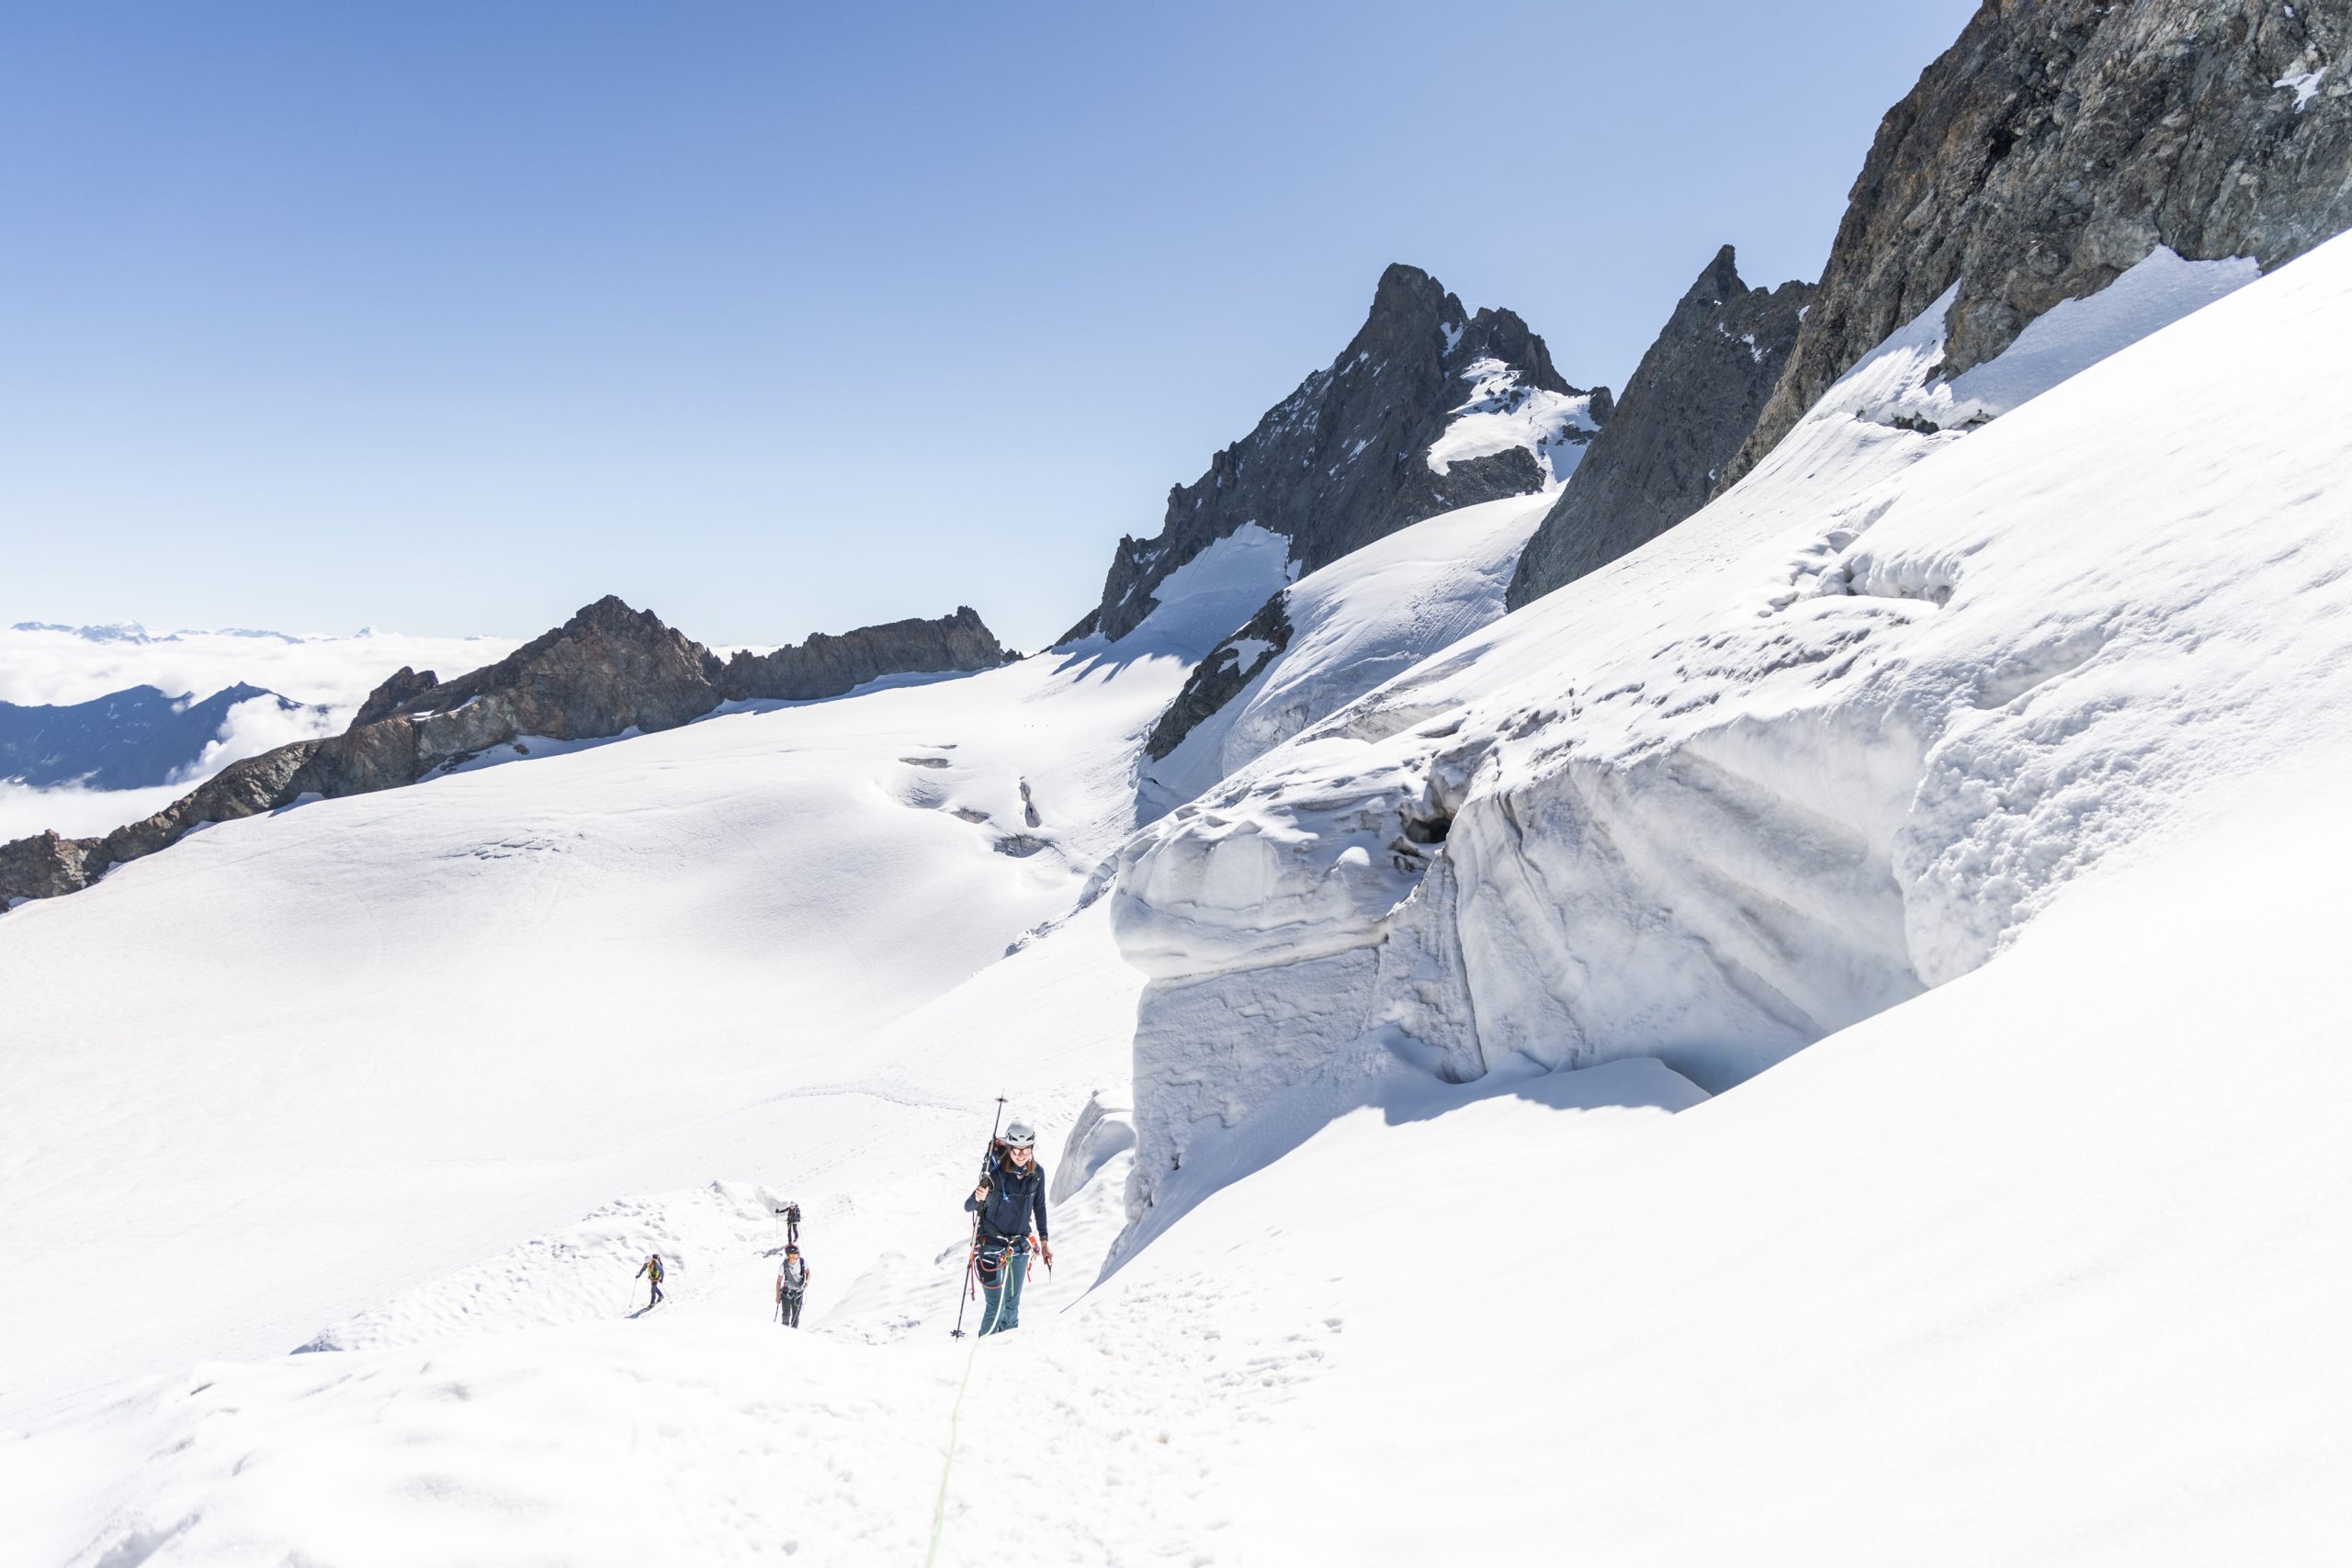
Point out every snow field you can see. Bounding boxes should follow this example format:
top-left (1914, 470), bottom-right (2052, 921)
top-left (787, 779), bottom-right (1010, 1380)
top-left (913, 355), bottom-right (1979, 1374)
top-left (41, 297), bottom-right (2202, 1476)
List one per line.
top-left (12, 1026), bottom-right (1711, 1567)
top-left (0, 629), bottom-right (1197, 1428)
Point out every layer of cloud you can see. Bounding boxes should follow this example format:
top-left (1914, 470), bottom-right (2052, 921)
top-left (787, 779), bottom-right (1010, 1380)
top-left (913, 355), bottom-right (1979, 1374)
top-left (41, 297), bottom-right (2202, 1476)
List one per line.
top-left (175, 693), bottom-right (345, 784)
top-left (0, 626), bottom-right (523, 845)
top-left (0, 778), bottom-right (193, 843)
top-left (0, 625), bottom-right (522, 709)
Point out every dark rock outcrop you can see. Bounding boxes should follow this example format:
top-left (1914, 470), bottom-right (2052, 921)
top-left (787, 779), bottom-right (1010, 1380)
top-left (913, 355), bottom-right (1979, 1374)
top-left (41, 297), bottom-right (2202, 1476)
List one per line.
top-left (364, 595), bottom-right (727, 745)
top-left (1143, 593), bottom-right (1295, 761)
top-left (1, 596), bottom-right (1015, 908)
top-left (722, 606), bottom-right (1013, 702)
top-left (1507, 246), bottom-right (1811, 608)
top-left (1725, 0), bottom-right (2352, 489)
top-left (1075, 263), bottom-right (1609, 645)
top-left (348, 666), bottom-right (439, 729)
top-left (0, 682), bottom-right (318, 789)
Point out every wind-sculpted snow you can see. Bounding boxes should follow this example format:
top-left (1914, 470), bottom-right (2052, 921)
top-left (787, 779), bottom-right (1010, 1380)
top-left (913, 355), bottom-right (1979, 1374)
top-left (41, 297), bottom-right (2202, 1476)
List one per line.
top-left (1112, 232), bottom-right (2352, 1228)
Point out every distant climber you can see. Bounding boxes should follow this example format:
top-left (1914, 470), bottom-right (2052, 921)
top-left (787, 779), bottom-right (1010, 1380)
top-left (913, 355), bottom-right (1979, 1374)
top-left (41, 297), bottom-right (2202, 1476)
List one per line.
top-left (636, 1252), bottom-right (665, 1308)
top-left (777, 1244), bottom-right (812, 1327)
top-left (777, 1201), bottom-right (802, 1247)
top-left (964, 1116), bottom-right (1052, 1336)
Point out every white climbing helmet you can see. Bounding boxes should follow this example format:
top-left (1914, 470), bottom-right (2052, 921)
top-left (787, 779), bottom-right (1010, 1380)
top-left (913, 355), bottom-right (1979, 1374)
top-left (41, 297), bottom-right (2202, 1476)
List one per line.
top-left (1001, 1118), bottom-right (1036, 1149)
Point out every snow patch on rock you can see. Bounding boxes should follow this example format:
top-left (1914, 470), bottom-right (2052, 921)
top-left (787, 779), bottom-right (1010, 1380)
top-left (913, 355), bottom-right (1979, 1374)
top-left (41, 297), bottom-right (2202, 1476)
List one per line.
top-left (1425, 355), bottom-right (1603, 483)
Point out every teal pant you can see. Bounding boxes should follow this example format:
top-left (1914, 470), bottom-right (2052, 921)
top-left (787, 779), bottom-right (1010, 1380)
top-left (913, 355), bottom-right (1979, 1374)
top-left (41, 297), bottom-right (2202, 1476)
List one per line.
top-left (976, 1238), bottom-right (1029, 1336)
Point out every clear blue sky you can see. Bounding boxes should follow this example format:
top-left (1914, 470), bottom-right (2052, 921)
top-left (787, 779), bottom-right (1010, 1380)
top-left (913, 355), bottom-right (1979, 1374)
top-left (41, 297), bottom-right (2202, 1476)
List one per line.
top-left (0, 2), bottom-right (1977, 651)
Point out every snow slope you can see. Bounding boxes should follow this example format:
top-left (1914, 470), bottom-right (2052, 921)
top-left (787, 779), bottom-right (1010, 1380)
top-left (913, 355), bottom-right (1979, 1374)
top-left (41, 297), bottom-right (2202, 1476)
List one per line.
top-left (1112, 238), bottom-right (2346, 1219)
top-left (18, 759), bottom-right (2351, 1563)
top-left (1217, 751), bottom-right (2352, 1564)
top-left (1110, 521), bottom-right (1299, 654)
top-left (0, 605), bottom-right (1208, 1429)
top-left (1142, 490), bottom-right (1552, 809)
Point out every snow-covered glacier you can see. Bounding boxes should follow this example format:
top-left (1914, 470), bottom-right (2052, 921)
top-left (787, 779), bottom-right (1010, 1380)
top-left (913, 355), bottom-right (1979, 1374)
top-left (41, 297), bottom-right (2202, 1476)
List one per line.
top-left (1109, 238), bottom-right (2346, 1229)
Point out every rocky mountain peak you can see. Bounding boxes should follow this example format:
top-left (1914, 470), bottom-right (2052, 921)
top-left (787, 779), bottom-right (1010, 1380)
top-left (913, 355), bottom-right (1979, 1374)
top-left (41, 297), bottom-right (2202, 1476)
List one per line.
top-left (1507, 243), bottom-right (1811, 609)
top-left (377, 592), bottom-right (723, 742)
top-left (1363, 261), bottom-right (1456, 331)
top-left (1724, 0), bottom-right (2352, 489)
top-left (1069, 264), bottom-right (1606, 645)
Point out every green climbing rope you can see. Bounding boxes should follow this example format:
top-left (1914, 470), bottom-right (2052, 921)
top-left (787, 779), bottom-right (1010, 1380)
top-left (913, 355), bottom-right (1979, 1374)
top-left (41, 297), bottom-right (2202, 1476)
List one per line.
top-left (923, 1328), bottom-right (984, 1567)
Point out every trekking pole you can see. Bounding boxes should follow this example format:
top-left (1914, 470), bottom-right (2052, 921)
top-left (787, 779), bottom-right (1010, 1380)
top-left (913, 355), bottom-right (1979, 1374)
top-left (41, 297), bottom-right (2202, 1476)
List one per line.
top-left (948, 1096), bottom-right (1008, 1338)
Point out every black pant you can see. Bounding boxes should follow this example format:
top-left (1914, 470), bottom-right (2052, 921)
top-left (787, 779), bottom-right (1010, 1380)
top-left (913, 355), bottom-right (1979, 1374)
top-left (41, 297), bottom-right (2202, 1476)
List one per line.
top-left (780, 1291), bottom-right (804, 1327)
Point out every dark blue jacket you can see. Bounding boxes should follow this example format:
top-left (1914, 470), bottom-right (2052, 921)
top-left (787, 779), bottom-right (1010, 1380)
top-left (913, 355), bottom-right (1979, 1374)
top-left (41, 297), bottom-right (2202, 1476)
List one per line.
top-left (965, 1150), bottom-right (1049, 1241)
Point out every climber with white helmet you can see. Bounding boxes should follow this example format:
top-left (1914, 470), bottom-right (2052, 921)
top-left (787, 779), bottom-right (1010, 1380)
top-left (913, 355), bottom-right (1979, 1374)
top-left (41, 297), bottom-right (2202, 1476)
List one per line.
top-left (963, 1115), bottom-right (1052, 1336)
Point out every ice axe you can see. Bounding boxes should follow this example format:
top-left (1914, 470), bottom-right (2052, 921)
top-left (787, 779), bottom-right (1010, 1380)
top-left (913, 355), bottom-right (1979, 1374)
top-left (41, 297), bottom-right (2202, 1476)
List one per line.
top-left (948, 1095), bottom-right (1007, 1338)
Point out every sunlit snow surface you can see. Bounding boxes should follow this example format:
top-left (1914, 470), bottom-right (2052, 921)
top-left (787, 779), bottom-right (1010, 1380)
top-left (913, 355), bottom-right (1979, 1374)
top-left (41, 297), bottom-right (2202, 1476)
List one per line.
top-left (1142, 489), bottom-right (1553, 811)
top-left (1116, 520), bottom-right (1299, 655)
top-left (9, 240), bottom-right (2352, 1565)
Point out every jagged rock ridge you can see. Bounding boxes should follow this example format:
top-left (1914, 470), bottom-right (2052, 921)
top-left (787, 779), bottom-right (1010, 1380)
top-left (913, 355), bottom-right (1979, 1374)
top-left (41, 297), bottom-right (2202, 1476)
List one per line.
top-left (1069, 263), bottom-right (1609, 645)
top-left (1508, 245), bottom-right (1811, 609)
top-left (0, 598), bottom-right (1014, 907)
top-left (720, 607), bottom-right (1009, 702)
top-left (1725, 0), bottom-right (2352, 489)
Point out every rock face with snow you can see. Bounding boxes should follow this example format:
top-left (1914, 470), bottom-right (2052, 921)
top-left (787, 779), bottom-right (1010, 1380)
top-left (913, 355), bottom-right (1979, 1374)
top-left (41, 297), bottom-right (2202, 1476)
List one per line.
top-left (0, 682), bottom-right (311, 789)
top-left (1727, 0), bottom-right (2352, 487)
top-left (720, 605), bottom-right (1013, 701)
top-left (0, 597), bottom-right (1015, 907)
top-left (1111, 207), bottom-right (2352, 1238)
top-left (1143, 595), bottom-right (1293, 764)
top-left (1136, 492), bottom-right (1556, 816)
top-left (1507, 246), bottom-right (1810, 609)
top-left (1070, 263), bottom-right (1608, 644)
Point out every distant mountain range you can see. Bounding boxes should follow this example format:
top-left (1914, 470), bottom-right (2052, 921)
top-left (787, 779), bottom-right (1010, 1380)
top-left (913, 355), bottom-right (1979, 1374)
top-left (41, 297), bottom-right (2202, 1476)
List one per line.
top-left (0, 683), bottom-right (315, 790)
top-left (11, 622), bottom-right (308, 645)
